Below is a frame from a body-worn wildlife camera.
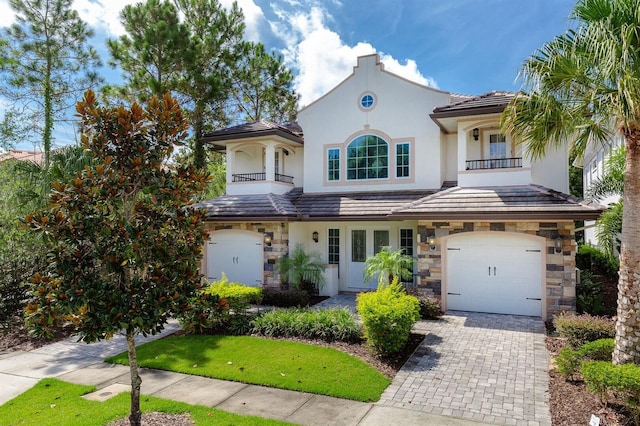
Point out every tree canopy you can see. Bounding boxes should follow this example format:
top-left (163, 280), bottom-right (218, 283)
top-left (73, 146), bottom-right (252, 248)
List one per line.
top-left (24, 90), bottom-right (209, 425)
top-left (0, 0), bottom-right (102, 165)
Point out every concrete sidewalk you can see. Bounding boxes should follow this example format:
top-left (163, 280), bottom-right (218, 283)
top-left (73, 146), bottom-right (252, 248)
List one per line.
top-left (0, 320), bottom-right (494, 426)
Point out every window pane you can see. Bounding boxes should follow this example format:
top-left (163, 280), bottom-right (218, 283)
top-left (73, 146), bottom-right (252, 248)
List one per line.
top-left (400, 229), bottom-right (414, 256)
top-left (396, 142), bottom-right (410, 178)
top-left (373, 230), bottom-right (389, 254)
top-left (327, 148), bottom-right (340, 181)
top-left (346, 135), bottom-right (389, 181)
top-left (328, 229), bottom-right (339, 265)
top-left (351, 230), bottom-right (366, 262)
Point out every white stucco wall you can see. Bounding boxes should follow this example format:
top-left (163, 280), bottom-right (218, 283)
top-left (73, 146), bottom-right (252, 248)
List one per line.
top-left (531, 145), bottom-right (570, 194)
top-left (298, 54), bottom-right (450, 193)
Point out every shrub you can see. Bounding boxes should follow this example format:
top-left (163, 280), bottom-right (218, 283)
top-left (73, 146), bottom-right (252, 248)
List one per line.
top-left (582, 360), bottom-right (640, 420)
top-left (251, 307), bottom-right (361, 343)
top-left (577, 270), bottom-right (607, 315)
top-left (262, 288), bottom-right (310, 307)
top-left (553, 313), bottom-right (615, 348)
top-left (0, 254), bottom-right (47, 328)
top-left (177, 276), bottom-right (261, 334)
top-left (204, 274), bottom-right (262, 313)
top-left (576, 244), bottom-right (619, 276)
top-left (555, 338), bottom-right (614, 379)
top-left (356, 279), bottom-right (420, 355)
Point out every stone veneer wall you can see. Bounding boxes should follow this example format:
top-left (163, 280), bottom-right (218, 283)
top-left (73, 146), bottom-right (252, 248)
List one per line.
top-left (204, 222), bottom-right (289, 288)
top-left (416, 221), bottom-right (577, 320)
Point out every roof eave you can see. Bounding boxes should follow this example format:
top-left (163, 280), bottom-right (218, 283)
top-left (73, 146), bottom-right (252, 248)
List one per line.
top-left (201, 129), bottom-right (304, 146)
top-left (390, 210), bottom-right (603, 221)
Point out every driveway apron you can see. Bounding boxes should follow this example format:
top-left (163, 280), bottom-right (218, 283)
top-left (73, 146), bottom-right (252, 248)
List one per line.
top-left (379, 312), bottom-right (551, 426)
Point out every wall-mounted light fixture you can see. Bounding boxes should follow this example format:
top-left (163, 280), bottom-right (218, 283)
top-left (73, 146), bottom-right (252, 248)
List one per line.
top-left (427, 235), bottom-right (437, 251)
top-left (312, 231), bottom-right (319, 243)
top-left (554, 236), bottom-right (563, 254)
top-left (264, 235), bottom-right (272, 247)
top-left (472, 128), bottom-right (480, 141)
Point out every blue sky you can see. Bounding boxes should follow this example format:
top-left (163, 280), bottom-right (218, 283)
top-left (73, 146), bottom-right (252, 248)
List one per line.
top-left (0, 0), bottom-right (577, 150)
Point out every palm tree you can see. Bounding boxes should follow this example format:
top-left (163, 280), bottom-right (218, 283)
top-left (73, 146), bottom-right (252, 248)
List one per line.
top-left (502, 0), bottom-right (640, 364)
top-left (275, 244), bottom-right (326, 291)
top-left (587, 146), bottom-right (625, 257)
top-left (363, 247), bottom-right (414, 288)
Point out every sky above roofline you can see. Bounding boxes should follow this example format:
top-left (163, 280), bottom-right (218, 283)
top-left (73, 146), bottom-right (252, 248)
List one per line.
top-left (0, 0), bottom-right (576, 150)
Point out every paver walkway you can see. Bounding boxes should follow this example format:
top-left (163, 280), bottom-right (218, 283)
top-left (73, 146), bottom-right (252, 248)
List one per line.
top-left (379, 312), bottom-right (552, 426)
top-left (315, 295), bottom-right (552, 424)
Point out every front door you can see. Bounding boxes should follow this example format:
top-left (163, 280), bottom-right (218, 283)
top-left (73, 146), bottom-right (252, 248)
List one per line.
top-left (347, 228), bottom-right (389, 290)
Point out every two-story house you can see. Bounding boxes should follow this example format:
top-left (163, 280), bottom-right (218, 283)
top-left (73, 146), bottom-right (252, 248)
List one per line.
top-left (196, 54), bottom-right (602, 320)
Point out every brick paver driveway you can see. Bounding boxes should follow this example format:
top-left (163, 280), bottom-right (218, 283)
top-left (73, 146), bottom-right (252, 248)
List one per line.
top-left (378, 312), bottom-right (551, 426)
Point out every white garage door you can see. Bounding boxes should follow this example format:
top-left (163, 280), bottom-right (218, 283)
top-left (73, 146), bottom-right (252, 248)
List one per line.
top-left (446, 233), bottom-right (542, 317)
top-left (207, 230), bottom-right (263, 286)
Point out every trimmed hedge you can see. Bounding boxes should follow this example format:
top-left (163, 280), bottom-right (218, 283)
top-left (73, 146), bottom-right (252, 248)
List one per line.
top-left (203, 274), bottom-right (262, 312)
top-left (262, 288), bottom-right (310, 307)
top-left (553, 313), bottom-right (615, 348)
top-left (582, 360), bottom-right (640, 418)
top-left (356, 279), bottom-right (420, 355)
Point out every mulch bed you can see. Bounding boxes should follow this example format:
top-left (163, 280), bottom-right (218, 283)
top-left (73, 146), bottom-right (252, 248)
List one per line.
top-left (545, 336), bottom-right (631, 426)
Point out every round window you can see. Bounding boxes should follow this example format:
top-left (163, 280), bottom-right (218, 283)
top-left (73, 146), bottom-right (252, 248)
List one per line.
top-left (360, 93), bottom-right (375, 109)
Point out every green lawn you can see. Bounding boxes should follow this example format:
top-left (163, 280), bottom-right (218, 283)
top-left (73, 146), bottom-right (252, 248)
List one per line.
top-left (0, 378), bottom-right (291, 426)
top-left (105, 334), bottom-right (390, 402)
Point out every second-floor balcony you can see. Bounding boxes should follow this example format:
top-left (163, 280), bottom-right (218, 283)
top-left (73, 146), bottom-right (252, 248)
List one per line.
top-left (232, 172), bottom-right (295, 184)
top-left (465, 157), bottom-right (522, 171)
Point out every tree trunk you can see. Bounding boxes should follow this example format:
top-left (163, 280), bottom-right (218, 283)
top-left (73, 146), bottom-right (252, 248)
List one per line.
top-left (126, 332), bottom-right (142, 426)
top-left (613, 128), bottom-right (640, 365)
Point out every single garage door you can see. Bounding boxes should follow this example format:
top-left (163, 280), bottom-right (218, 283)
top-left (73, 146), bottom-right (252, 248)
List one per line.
top-left (207, 230), bottom-right (263, 286)
top-left (446, 233), bottom-right (542, 317)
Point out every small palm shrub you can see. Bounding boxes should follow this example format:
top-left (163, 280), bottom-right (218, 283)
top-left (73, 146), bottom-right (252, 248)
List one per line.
top-left (553, 313), bottom-right (615, 348)
top-left (276, 244), bottom-right (325, 291)
top-left (251, 307), bottom-right (361, 342)
top-left (357, 278), bottom-right (420, 355)
top-left (363, 247), bottom-right (413, 286)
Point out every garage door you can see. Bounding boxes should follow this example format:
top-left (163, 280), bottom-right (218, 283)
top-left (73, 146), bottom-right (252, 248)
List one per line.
top-left (207, 230), bottom-right (263, 286)
top-left (446, 233), bottom-right (542, 317)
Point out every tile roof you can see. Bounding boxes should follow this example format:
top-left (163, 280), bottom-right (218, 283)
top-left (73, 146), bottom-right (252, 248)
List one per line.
top-left (0, 149), bottom-right (45, 164)
top-left (391, 185), bottom-right (604, 220)
top-left (194, 193), bottom-right (299, 220)
top-left (196, 185), bottom-right (603, 221)
top-left (432, 91), bottom-right (515, 115)
top-left (201, 120), bottom-right (303, 145)
top-left (288, 189), bottom-right (435, 219)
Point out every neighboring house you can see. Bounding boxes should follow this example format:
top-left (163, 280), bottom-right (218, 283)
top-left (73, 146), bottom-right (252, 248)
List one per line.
top-left (576, 135), bottom-right (624, 248)
top-left (196, 54), bottom-right (602, 320)
top-left (0, 149), bottom-right (44, 164)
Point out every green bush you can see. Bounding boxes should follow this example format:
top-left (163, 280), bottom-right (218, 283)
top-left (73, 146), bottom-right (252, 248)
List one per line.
top-left (582, 360), bottom-right (640, 420)
top-left (553, 313), bottom-right (615, 348)
top-left (576, 244), bottom-right (619, 276)
top-left (555, 338), bottom-right (614, 379)
top-left (262, 288), bottom-right (310, 307)
top-left (356, 279), bottom-right (420, 355)
top-left (418, 297), bottom-right (442, 319)
top-left (577, 270), bottom-right (607, 315)
top-left (251, 307), bottom-right (361, 343)
top-left (177, 276), bottom-right (261, 334)
top-left (204, 274), bottom-right (262, 313)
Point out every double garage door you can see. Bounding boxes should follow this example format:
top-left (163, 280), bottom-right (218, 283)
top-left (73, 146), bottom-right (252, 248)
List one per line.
top-left (446, 233), bottom-right (543, 317)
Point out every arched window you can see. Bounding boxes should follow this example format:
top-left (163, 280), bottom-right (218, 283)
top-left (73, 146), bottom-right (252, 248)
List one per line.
top-left (346, 135), bottom-right (388, 180)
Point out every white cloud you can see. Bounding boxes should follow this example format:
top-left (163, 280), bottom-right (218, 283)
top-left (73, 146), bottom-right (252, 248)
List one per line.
top-left (74, 0), bottom-right (137, 37)
top-left (0, 0), bottom-right (14, 27)
top-left (271, 4), bottom-right (437, 106)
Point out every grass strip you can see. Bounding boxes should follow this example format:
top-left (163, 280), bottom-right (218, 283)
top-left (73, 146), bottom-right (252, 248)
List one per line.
top-left (0, 378), bottom-right (291, 426)
top-left (105, 334), bottom-right (390, 402)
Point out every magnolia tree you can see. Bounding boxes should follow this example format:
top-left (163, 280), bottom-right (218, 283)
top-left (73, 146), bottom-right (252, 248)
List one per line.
top-left (24, 90), bottom-right (209, 425)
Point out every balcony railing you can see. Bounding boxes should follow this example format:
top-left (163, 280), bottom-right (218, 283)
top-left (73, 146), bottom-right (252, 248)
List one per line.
top-left (465, 157), bottom-right (523, 171)
top-left (232, 172), bottom-right (294, 184)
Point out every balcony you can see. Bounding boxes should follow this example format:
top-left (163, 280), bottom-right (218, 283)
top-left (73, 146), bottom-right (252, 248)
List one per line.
top-left (466, 157), bottom-right (522, 170)
top-left (232, 172), bottom-right (294, 184)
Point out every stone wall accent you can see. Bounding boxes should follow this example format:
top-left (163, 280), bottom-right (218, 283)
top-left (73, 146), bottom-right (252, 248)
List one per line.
top-left (416, 221), bottom-right (577, 320)
top-left (204, 222), bottom-right (289, 288)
